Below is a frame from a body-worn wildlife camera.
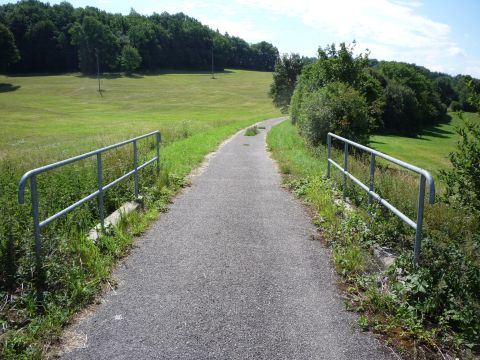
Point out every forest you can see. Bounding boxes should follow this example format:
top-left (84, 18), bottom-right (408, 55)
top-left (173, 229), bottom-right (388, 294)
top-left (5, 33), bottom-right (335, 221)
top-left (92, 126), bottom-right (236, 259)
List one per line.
top-left (0, 0), bottom-right (279, 74)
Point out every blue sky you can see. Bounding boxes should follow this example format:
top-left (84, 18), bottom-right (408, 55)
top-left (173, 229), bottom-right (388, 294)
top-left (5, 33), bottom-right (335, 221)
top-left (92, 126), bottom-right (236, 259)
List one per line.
top-left (3, 0), bottom-right (479, 77)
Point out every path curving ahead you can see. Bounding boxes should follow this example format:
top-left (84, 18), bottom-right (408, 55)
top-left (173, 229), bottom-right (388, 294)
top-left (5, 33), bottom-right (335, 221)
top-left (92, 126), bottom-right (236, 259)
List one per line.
top-left (63, 117), bottom-right (395, 360)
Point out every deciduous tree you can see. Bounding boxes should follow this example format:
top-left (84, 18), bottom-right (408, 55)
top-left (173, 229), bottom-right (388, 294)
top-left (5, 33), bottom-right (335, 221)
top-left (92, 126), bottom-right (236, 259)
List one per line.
top-left (0, 23), bottom-right (19, 72)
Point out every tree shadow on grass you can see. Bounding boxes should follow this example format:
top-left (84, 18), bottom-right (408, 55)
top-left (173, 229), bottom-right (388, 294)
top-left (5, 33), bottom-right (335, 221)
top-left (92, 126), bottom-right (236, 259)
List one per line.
top-left (75, 73), bottom-right (126, 80)
top-left (417, 114), bottom-right (455, 140)
top-left (369, 139), bottom-right (386, 145)
top-left (142, 69), bottom-right (234, 76)
top-left (0, 83), bottom-right (21, 93)
top-left (376, 114), bottom-right (455, 142)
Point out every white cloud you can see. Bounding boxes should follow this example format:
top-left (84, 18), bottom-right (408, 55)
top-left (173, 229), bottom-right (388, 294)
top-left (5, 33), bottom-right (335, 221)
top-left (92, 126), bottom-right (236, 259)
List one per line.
top-left (238, 0), bottom-right (453, 48)
top-left (236, 0), bottom-right (468, 74)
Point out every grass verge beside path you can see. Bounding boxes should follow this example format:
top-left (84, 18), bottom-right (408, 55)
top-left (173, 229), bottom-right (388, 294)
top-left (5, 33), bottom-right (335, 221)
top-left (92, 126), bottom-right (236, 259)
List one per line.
top-left (267, 121), bottom-right (479, 360)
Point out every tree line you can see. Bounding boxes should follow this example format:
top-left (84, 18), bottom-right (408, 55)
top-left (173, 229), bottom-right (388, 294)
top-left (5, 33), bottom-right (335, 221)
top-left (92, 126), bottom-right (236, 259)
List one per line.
top-left (270, 43), bottom-right (480, 140)
top-left (0, 0), bottom-right (279, 74)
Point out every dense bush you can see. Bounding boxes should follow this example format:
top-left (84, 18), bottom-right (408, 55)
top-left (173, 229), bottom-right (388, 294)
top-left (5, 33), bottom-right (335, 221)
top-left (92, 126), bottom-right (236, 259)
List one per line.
top-left (441, 118), bottom-right (480, 212)
top-left (290, 42), bottom-right (377, 143)
top-left (120, 45), bottom-right (142, 74)
top-left (382, 81), bottom-right (420, 135)
top-left (296, 82), bottom-right (370, 145)
top-left (453, 75), bottom-right (480, 112)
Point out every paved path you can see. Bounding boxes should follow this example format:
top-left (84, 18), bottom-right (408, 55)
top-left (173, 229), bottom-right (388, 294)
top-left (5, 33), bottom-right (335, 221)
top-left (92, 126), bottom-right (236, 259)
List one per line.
top-left (63, 117), bottom-right (394, 359)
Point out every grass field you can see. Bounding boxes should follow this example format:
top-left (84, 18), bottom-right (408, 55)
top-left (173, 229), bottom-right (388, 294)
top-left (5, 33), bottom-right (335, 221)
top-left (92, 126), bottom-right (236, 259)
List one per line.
top-left (0, 69), bottom-right (279, 166)
top-left (371, 112), bottom-right (480, 175)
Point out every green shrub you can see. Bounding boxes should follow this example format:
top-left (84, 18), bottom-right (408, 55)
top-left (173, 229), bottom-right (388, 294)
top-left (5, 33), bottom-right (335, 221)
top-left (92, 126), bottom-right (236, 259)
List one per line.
top-left (120, 45), bottom-right (142, 74)
top-left (382, 81), bottom-right (420, 135)
top-left (296, 82), bottom-right (370, 145)
top-left (244, 126), bottom-right (259, 136)
top-left (441, 119), bottom-right (480, 213)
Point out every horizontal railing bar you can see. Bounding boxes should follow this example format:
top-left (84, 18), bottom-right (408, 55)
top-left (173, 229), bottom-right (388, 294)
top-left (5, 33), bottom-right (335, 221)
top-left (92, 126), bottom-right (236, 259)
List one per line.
top-left (35, 156), bottom-right (158, 228)
top-left (102, 156), bottom-right (157, 192)
top-left (137, 157), bottom-right (157, 171)
top-left (328, 132), bottom-right (435, 203)
top-left (329, 158), bottom-right (344, 173)
top-left (40, 190), bottom-right (100, 228)
top-left (19, 131), bottom-right (160, 204)
top-left (329, 158), bottom-right (417, 229)
top-left (103, 169), bottom-right (136, 192)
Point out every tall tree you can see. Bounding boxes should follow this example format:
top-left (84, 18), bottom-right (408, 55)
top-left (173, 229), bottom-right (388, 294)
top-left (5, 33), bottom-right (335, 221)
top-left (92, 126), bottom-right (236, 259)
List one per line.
top-left (69, 16), bottom-right (119, 73)
top-left (269, 53), bottom-right (310, 112)
top-left (120, 45), bottom-right (141, 74)
top-left (25, 19), bottom-right (57, 71)
top-left (0, 23), bottom-right (19, 72)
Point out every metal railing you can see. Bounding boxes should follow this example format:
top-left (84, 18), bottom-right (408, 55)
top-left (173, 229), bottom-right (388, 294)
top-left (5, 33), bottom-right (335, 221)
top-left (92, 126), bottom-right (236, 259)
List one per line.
top-left (18, 131), bottom-right (161, 299)
top-left (327, 132), bottom-right (435, 266)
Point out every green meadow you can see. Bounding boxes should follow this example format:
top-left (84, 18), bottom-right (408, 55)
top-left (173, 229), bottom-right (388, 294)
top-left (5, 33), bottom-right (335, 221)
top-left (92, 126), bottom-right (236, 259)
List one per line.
top-left (371, 112), bottom-right (480, 175)
top-left (0, 69), bottom-right (279, 166)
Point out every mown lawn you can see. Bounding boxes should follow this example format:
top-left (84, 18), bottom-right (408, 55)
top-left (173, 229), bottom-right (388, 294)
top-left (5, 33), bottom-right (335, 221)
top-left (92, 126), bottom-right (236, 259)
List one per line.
top-left (370, 112), bottom-right (480, 175)
top-left (0, 69), bottom-right (279, 166)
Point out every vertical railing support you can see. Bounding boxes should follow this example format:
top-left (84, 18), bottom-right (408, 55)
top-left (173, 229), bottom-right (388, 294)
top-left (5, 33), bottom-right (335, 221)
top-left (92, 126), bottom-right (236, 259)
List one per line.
top-left (368, 154), bottom-right (376, 204)
top-left (413, 175), bottom-right (426, 267)
top-left (133, 140), bottom-right (139, 198)
top-left (343, 143), bottom-right (348, 200)
top-left (96, 153), bottom-right (105, 232)
top-left (156, 132), bottom-right (161, 177)
top-left (327, 134), bottom-right (331, 178)
top-left (30, 175), bottom-right (44, 302)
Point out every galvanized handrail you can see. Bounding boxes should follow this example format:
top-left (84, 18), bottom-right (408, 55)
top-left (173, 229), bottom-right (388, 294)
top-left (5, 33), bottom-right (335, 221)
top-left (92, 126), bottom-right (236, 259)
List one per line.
top-left (327, 132), bottom-right (435, 266)
top-left (18, 131), bottom-right (161, 299)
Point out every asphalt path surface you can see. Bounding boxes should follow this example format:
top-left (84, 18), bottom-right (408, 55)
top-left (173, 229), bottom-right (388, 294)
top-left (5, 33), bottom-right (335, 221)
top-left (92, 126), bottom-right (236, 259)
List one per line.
top-left (63, 117), bottom-right (395, 359)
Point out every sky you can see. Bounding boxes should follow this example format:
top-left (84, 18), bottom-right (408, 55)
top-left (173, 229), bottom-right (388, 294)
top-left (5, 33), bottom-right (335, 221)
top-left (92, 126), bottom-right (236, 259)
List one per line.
top-left (2, 0), bottom-right (480, 77)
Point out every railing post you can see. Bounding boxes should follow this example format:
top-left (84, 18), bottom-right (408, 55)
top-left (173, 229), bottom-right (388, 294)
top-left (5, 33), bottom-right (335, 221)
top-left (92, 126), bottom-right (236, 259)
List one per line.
top-left (413, 175), bottom-right (426, 267)
top-left (133, 140), bottom-right (139, 198)
top-left (156, 132), bottom-right (161, 177)
top-left (30, 175), bottom-right (44, 302)
top-left (96, 153), bottom-right (105, 232)
top-left (343, 142), bottom-right (348, 200)
top-left (327, 134), bottom-right (331, 178)
top-left (368, 154), bottom-right (376, 204)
